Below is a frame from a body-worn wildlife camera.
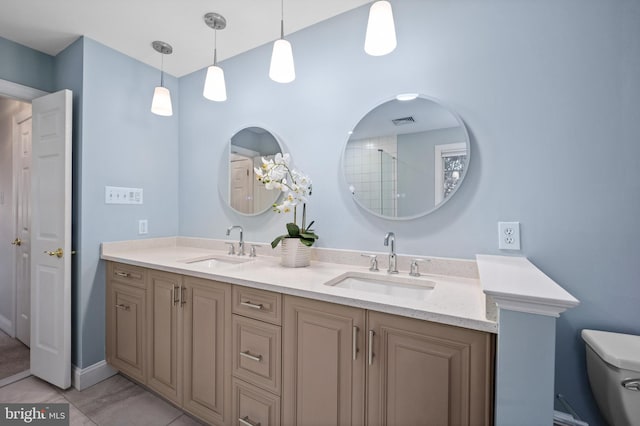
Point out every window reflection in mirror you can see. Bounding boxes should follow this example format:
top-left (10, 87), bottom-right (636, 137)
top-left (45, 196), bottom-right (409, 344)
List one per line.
top-left (229, 127), bottom-right (282, 215)
top-left (343, 96), bottom-right (470, 219)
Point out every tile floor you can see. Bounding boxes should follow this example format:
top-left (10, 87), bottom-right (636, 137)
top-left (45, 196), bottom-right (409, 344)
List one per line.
top-left (0, 374), bottom-right (205, 425)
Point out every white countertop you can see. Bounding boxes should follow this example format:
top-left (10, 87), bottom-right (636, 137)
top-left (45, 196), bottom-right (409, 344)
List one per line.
top-left (101, 237), bottom-right (498, 333)
top-left (477, 254), bottom-right (579, 317)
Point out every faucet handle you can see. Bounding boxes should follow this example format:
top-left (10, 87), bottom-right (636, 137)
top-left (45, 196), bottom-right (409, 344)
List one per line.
top-left (409, 258), bottom-right (428, 277)
top-left (249, 244), bottom-right (261, 258)
top-left (361, 253), bottom-right (379, 272)
top-left (225, 242), bottom-right (236, 256)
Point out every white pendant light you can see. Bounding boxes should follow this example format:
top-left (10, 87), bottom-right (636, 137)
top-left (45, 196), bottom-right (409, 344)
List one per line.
top-left (364, 0), bottom-right (397, 56)
top-left (269, 0), bottom-right (295, 83)
top-left (151, 41), bottom-right (173, 116)
top-left (203, 12), bottom-right (228, 102)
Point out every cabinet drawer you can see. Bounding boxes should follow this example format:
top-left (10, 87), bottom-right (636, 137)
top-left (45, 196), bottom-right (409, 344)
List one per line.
top-left (233, 315), bottom-right (282, 395)
top-left (108, 262), bottom-right (146, 289)
top-left (232, 378), bottom-right (281, 426)
top-left (233, 286), bottom-right (282, 325)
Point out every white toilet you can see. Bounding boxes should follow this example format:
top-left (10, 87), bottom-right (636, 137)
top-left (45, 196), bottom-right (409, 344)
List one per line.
top-left (582, 329), bottom-right (640, 426)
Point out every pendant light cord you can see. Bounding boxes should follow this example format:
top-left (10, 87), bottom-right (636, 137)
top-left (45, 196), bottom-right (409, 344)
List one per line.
top-left (160, 53), bottom-right (164, 87)
top-left (213, 29), bottom-right (218, 65)
top-left (280, 0), bottom-right (285, 39)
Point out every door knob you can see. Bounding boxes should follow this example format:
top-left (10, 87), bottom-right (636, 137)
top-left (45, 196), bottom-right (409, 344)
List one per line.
top-left (44, 248), bottom-right (64, 258)
top-left (11, 238), bottom-right (22, 246)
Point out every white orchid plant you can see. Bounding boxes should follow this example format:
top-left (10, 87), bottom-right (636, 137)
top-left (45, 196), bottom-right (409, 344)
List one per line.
top-left (254, 153), bottom-right (319, 248)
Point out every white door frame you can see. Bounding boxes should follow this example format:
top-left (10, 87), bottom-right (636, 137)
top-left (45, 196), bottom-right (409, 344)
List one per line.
top-left (0, 79), bottom-right (47, 339)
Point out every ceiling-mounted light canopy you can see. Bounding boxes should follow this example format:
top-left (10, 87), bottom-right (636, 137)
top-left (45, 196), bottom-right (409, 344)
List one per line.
top-left (364, 0), bottom-right (397, 56)
top-left (151, 41), bottom-right (173, 116)
top-left (269, 0), bottom-right (295, 83)
top-left (203, 12), bottom-right (228, 102)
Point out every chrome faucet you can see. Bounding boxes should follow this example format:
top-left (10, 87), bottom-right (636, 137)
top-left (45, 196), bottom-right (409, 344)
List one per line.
top-left (226, 225), bottom-right (245, 256)
top-left (383, 232), bottom-right (398, 274)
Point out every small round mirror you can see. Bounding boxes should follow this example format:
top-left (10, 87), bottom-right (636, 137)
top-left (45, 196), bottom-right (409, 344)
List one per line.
top-left (343, 95), bottom-right (470, 220)
top-left (226, 126), bottom-right (283, 215)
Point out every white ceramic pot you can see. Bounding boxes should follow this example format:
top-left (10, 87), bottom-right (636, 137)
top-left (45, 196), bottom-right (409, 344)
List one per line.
top-left (280, 238), bottom-right (311, 267)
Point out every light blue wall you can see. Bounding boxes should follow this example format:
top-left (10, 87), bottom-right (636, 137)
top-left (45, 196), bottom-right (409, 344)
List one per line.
top-left (0, 36), bottom-right (54, 92)
top-left (73, 37), bottom-right (180, 367)
top-left (178, 1), bottom-right (640, 424)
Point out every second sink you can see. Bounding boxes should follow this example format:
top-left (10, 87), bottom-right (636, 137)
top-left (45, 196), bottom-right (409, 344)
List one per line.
top-left (324, 271), bottom-right (436, 299)
top-left (182, 254), bottom-right (253, 269)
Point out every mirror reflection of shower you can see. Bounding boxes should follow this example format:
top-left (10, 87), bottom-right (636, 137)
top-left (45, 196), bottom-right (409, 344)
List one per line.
top-left (344, 136), bottom-right (398, 216)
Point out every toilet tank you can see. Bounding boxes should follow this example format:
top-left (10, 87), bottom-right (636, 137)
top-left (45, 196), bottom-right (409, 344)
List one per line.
top-left (582, 329), bottom-right (640, 426)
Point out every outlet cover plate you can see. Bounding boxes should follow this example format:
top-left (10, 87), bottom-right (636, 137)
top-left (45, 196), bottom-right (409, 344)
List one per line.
top-left (498, 221), bottom-right (521, 250)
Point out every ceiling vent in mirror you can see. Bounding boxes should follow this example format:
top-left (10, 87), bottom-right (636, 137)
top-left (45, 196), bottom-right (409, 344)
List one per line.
top-left (392, 116), bottom-right (415, 126)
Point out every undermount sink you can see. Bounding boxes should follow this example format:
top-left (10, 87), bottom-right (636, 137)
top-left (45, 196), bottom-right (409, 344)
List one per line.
top-left (181, 254), bottom-right (253, 269)
top-left (324, 271), bottom-right (436, 299)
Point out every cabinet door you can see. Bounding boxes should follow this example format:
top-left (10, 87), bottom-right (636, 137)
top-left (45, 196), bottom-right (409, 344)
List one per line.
top-left (283, 296), bottom-right (365, 426)
top-left (147, 270), bottom-right (182, 405)
top-left (182, 276), bottom-right (231, 426)
top-left (367, 312), bottom-right (494, 426)
top-left (106, 281), bottom-right (146, 382)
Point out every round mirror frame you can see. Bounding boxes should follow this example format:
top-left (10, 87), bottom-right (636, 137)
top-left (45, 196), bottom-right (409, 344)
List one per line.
top-left (220, 125), bottom-right (286, 217)
top-left (342, 95), bottom-right (471, 221)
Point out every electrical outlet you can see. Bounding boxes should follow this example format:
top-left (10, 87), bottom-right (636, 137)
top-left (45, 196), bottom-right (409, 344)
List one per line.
top-left (138, 219), bottom-right (148, 235)
top-left (498, 221), bottom-right (520, 250)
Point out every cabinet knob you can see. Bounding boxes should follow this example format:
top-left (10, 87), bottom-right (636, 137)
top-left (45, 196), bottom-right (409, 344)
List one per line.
top-left (11, 238), bottom-right (21, 246)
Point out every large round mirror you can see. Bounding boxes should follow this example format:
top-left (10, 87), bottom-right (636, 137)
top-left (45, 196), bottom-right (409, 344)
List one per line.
top-left (226, 126), bottom-right (283, 215)
top-left (343, 95), bottom-right (470, 219)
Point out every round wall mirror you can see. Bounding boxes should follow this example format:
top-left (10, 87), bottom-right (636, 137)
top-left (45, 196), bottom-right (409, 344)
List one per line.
top-left (225, 126), bottom-right (283, 215)
top-left (343, 95), bottom-right (470, 220)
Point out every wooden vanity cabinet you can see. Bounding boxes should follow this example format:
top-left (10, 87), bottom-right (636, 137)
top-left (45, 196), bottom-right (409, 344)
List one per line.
top-left (107, 262), bottom-right (495, 426)
top-left (146, 269), bottom-right (232, 425)
top-left (106, 262), bottom-right (147, 383)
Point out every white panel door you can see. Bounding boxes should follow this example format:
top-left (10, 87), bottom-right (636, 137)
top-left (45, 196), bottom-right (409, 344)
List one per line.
top-left (15, 116), bottom-right (32, 346)
top-left (230, 158), bottom-right (253, 214)
top-left (30, 89), bottom-right (72, 389)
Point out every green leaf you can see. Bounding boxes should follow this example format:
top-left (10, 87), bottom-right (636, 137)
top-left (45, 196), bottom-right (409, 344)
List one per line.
top-left (271, 235), bottom-right (286, 249)
top-left (300, 232), bottom-right (318, 240)
top-left (286, 222), bottom-right (300, 237)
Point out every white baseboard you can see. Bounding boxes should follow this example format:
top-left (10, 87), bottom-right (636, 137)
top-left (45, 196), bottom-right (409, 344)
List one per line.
top-left (71, 360), bottom-right (117, 391)
top-left (0, 314), bottom-right (13, 337)
top-left (0, 369), bottom-right (30, 388)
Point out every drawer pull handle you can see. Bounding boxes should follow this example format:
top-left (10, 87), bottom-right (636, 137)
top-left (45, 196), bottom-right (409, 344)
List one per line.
top-left (239, 416), bottom-right (260, 426)
top-left (172, 285), bottom-right (179, 306)
top-left (181, 286), bottom-right (187, 307)
top-left (240, 351), bottom-right (262, 362)
top-left (115, 304), bottom-right (130, 311)
top-left (240, 301), bottom-right (263, 310)
top-left (368, 330), bottom-right (375, 366)
top-left (115, 271), bottom-right (130, 278)
top-left (353, 326), bottom-right (359, 361)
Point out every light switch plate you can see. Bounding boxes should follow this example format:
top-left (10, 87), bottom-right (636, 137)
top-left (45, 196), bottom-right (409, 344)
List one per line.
top-left (105, 186), bottom-right (143, 205)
